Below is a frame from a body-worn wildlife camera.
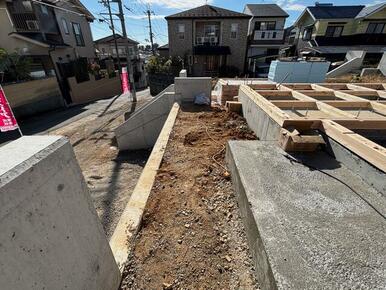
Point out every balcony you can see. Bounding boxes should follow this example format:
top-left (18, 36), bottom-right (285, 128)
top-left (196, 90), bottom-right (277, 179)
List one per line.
top-left (10, 13), bottom-right (41, 32)
top-left (195, 36), bottom-right (219, 46)
top-left (254, 30), bottom-right (284, 41)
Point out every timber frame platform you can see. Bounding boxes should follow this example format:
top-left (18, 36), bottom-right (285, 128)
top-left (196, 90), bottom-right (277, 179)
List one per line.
top-left (236, 82), bottom-right (386, 175)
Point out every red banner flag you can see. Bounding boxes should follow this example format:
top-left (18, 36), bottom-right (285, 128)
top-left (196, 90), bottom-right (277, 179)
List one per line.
top-left (0, 86), bottom-right (19, 132)
top-left (121, 67), bottom-right (130, 94)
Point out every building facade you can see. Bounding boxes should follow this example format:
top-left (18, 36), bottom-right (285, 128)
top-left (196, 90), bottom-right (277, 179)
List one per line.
top-left (165, 5), bottom-right (250, 77)
top-left (94, 34), bottom-right (147, 88)
top-left (0, 0), bottom-right (96, 104)
top-left (244, 4), bottom-right (288, 77)
top-left (290, 3), bottom-right (386, 60)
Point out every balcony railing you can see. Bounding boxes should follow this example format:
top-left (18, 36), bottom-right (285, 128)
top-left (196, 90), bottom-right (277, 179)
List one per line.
top-left (195, 36), bottom-right (219, 46)
top-left (10, 12), bottom-right (40, 32)
top-left (254, 30), bottom-right (284, 41)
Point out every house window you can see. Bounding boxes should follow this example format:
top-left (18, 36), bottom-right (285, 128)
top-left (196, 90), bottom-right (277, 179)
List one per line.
top-left (367, 22), bottom-right (385, 34)
top-left (101, 48), bottom-right (106, 53)
top-left (231, 23), bottom-right (238, 39)
top-left (62, 18), bottom-right (69, 34)
top-left (325, 26), bottom-right (343, 37)
top-left (255, 21), bottom-right (276, 30)
top-left (178, 24), bottom-right (185, 39)
top-left (205, 25), bottom-right (219, 36)
top-left (72, 23), bottom-right (85, 46)
top-left (261, 32), bottom-right (265, 39)
top-left (41, 4), bottom-right (48, 15)
top-left (272, 31), bottom-right (277, 38)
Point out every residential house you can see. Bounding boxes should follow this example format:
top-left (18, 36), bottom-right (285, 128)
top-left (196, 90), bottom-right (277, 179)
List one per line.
top-left (0, 0), bottom-right (96, 104)
top-left (243, 4), bottom-right (289, 77)
top-left (291, 3), bottom-right (386, 61)
top-left (158, 44), bottom-right (169, 58)
top-left (94, 34), bottom-right (147, 88)
top-left (165, 5), bottom-right (251, 77)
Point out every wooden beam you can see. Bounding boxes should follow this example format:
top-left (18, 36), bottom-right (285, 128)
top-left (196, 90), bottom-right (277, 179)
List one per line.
top-left (271, 101), bottom-right (317, 108)
top-left (239, 85), bottom-right (290, 126)
top-left (225, 101), bottom-right (242, 113)
top-left (278, 128), bottom-right (325, 152)
top-left (320, 120), bottom-right (386, 172)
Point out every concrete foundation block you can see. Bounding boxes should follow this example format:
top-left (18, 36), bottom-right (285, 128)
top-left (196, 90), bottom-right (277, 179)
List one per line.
top-left (0, 136), bottom-right (120, 290)
top-left (226, 140), bottom-right (386, 290)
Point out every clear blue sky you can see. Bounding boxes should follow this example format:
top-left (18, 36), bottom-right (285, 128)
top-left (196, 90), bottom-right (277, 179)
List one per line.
top-left (82, 0), bottom-right (381, 46)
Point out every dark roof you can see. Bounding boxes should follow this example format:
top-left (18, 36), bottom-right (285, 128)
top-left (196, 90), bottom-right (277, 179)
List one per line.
top-left (158, 44), bottom-right (169, 50)
top-left (307, 5), bottom-right (365, 19)
top-left (94, 34), bottom-right (139, 45)
top-left (243, 4), bottom-right (288, 18)
top-left (165, 5), bottom-right (250, 20)
top-left (356, 3), bottom-right (386, 19)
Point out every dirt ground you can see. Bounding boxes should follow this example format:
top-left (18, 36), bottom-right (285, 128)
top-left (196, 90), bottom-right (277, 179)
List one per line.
top-left (121, 106), bottom-right (259, 290)
top-left (49, 96), bottom-right (151, 238)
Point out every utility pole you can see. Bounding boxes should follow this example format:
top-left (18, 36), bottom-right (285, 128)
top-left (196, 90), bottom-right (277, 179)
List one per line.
top-left (101, 0), bottom-right (121, 71)
top-left (113, 0), bottom-right (137, 102)
top-left (145, 5), bottom-right (155, 55)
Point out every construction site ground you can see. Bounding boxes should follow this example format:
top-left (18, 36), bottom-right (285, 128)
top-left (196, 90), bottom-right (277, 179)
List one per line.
top-left (45, 91), bottom-right (152, 238)
top-left (121, 106), bottom-right (259, 289)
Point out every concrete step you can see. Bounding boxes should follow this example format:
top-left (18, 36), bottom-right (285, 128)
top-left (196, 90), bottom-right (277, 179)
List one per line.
top-left (226, 140), bottom-right (386, 290)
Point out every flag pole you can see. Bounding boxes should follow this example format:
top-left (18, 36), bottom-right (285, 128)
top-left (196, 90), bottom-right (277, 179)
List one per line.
top-left (0, 84), bottom-right (23, 137)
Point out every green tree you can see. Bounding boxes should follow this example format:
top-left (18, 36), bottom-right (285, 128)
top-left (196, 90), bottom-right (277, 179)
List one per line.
top-left (0, 48), bottom-right (31, 83)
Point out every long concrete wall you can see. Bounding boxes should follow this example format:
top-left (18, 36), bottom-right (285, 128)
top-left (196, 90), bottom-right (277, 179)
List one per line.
top-left (115, 85), bottom-right (177, 150)
top-left (0, 136), bottom-right (120, 290)
top-left (115, 77), bottom-right (212, 151)
top-left (239, 88), bottom-right (281, 141)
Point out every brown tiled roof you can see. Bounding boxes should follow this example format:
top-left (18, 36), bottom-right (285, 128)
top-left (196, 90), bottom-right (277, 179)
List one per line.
top-left (165, 5), bottom-right (251, 20)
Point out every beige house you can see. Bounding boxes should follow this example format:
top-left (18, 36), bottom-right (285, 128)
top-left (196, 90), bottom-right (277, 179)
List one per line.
top-left (291, 3), bottom-right (386, 59)
top-left (165, 5), bottom-right (251, 77)
top-left (243, 4), bottom-right (288, 77)
top-left (0, 0), bottom-right (96, 104)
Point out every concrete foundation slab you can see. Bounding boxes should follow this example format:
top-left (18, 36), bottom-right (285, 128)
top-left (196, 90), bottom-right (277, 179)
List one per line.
top-left (0, 136), bottom-right (120, 290)
top-left (226, 140), bottom-right (386, 290)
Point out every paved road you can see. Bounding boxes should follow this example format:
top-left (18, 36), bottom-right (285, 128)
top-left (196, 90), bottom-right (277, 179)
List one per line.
top-left (0, 88), bottom-right (151, 144)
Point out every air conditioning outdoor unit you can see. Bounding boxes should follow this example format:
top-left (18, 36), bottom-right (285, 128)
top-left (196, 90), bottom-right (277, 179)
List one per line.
top-left (210, 37), bottom-right (218, 44)
top-left (26, 20), bottom-right (39, 31)
top-left (196, 37), bottom-right (204, 45)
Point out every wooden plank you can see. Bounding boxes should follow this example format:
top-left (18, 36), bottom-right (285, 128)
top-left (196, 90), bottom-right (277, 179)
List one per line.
top-left (271, 101), bottom-right (317, 108)
top-left (226, 101), bottom-right (242, 113)
top-left (320, 120), bottom-right (386, 172)
top-left (240, 85), bottom-right (290, 126)
top-left (278, 128), bottom-right (325, 152)
top-left (324, 101), bottom-right (371, 108)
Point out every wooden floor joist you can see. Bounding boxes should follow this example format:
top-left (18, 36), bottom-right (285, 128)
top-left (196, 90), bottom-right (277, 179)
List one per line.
top-left (237, 82), bottom-right (386, 172)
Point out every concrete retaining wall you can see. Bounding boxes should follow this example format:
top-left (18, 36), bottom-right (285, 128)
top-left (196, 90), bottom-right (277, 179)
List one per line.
top-left (3, 77), bottom-right (65, 118)
top-left (116, 77), bottom-right (212, 151)
top-left (174, 77), bottom-right (211, 103)
top-left (0, 136), bottom-right (120, 290)
top-left (239, 88), bottom-right (281, 141)
top-left (115, 85), bottom-right (178, 150)
top-left (327, 51), bottom-right (366, 78)
top-left (68, 74), bottom-right (121, 104)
